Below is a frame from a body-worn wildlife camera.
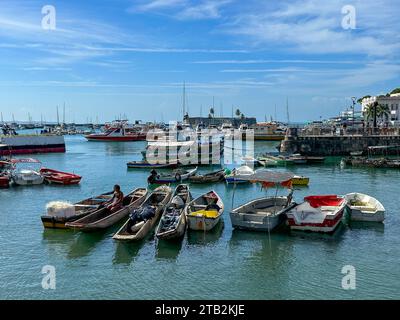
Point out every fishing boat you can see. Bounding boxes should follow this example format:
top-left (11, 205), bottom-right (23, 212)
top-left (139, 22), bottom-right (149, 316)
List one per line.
top-left (240, 156), bottom-right (261, 167)
top-left (113, 186), bottom-right (172, 241)
top-left (127, 160), bottom-right (178, 169)
top-left (185, 191), bottom-right (224, 231)
top-left (41, 191), bottom-right (114, 229)
top-left (292, 175), bottom-right (310, 186)
top-left (257, 157), bottom-right (278, 167)
top-left (10, 158), bottom-right (44, 186)
top-left (0, 172), bottom-right (10, 188)
top-left (65, 188), bottom-right (148, 232)
top-left (230, 171), bottom-right (296, 232)
top-left (344, 193), bottom-right (385, 222)
top-left (225, 165), bottom-right (254, 184)
top-left (156, 184), bottom-right (192, 240)
top-left (151, 167), bottom-right (198, 184)
top-left (40, 168), bottom-right (82, 185)
top-left (188, 169), bottom-right (226, 184)
top-left (286, 195), bottom-right (347, 233)
top-left (85, 120), bottom-right (147, 142)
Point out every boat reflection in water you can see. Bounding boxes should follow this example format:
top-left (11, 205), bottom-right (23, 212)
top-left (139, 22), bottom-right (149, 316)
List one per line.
top-left (186, 219), bottom-right (224, 247)
top-left (67, 231), bottom-right (110, 259)
top-left (155, 239), bottom-right (183, 260)
top-left (113, 242), bottom-right (143, 265)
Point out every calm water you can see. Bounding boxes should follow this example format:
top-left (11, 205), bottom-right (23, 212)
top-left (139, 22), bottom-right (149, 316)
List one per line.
top-left (1, 135), bottom-right (400, 300)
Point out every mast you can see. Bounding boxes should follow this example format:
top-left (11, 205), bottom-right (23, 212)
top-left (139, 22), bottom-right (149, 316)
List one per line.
top-left (182, 81), bottom-right (186, 120)
top-left (1, 112), bottom-right (3, 124)
top-left (56, 106), bottom-right (60, 125)
top-left (63, 102), bottom-right (66, 125)
top-left (274, 104), bottom-right (277, 122)
top-left (286, 97), bottom-right (290, 124)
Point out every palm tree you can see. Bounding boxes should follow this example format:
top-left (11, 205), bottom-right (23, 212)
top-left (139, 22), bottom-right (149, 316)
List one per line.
top-left (209, 107), bottom-right (215, 118)
top-left (364, 101), bottom-right (386, 132)
top-left (235, 109), bottom-right (241, 117)
top-left (377, 104), bottom-right (390, 123)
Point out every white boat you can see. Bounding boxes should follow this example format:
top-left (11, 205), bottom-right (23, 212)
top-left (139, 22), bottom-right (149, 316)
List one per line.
top-left (230, 171), bottom-right (296, 232)
top-left (225, 165), bottom-right (254, 184)
top-left (10, 158), bottom-right (44, 186)
top-left (185, 191), bottom-right (224, 231)
top-left (344, 193), bottom-right (385, 222)
top-left (286, 195), bottom-right (347, 233)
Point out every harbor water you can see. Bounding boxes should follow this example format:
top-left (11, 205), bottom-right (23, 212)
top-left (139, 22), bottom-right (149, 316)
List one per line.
top-left (1, 135), bottom-right (400, 299)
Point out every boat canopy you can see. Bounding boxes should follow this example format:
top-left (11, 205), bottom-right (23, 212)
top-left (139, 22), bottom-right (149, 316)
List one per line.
top-left (239, 170), bottom-right (295, 188)
top-left (304, 195), bottom-right (344, 208)
top-left (11, 158), bottom-right (42, 164)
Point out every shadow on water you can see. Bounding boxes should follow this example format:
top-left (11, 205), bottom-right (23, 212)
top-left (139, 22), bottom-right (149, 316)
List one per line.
top-left (155, 238), bottom-right (183, 260)
top-left (288, 222), bottom-right (347, 242)
top-left (67, 230), bottom-right (110, 259)
top-left (186, 219), bottom-right (224, 246)
top-left (347, 221), bottom-right (385, 233)
top-left (113, 241), bottom-right (144, 265)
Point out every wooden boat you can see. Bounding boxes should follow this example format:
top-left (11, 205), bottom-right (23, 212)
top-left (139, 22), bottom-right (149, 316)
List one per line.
top-left (230, 171), bottom-right (296, 232)
top-left (40, 168), bottom-right (82, 185)
top-left (127, 160), bottom-right (178, 169)
top-left (344, 193), bottom-right (385, 222)
top-left (113, 185), bottom-right (172, 241)
top-left (188, 169), bottom-right (226, 184)
top-left (185, 191), bottom-right (224, 231)
top-left (292, 175), bottom-right (309, 186)
top-left (156, 184), bottom-right (192, 240)
top-left (257, 157), bottom-right (278, 167)
top-left (286, 195), bottom-right (347, 233)
top-left (65, 188), bottom-right (148, 232)
top-left (0, 172), bottom-right (10, 188)
top-left (41, 191), bottom-right (114, 229)
top-left (225, 166), bottom-right (254, 184)
top-left (151, 167), bottom-right (198, 184)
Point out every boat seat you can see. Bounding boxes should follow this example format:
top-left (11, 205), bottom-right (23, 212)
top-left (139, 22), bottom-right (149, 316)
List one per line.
top-left (255, 211), bottom-right (273, 216)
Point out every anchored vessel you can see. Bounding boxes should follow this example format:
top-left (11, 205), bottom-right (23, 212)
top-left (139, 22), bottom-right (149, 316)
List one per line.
top-left (0, 135), bottom-right (66, 156)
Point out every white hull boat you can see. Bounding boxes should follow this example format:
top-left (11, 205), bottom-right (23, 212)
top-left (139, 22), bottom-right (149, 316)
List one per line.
top-left (231, 196), bottom-right (296, 232)
top-left (12, 169), bottom-right (44, 186)
top-left (344, 193), bottom-right (385, 222)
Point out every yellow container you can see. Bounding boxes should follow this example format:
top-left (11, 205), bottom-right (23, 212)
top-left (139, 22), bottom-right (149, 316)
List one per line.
top-left (189, 209), bottom-right (219, 218)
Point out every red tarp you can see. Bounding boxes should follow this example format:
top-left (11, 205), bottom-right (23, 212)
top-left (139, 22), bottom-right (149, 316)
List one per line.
top-left (304, 195), bottom-right (344, 208)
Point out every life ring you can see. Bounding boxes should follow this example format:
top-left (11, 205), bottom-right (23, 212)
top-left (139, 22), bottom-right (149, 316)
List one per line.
top-left (175, 173), bottom-right (182, 181)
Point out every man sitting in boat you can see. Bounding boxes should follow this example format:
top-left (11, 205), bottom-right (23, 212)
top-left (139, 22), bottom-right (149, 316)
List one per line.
top-left (147, 169), bottom-right (158, 184)
top-left (106, 185), bottom-right (124, 213)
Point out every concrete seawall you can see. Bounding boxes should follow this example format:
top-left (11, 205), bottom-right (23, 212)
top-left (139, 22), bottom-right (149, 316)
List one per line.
top-left (280, 134), bottom-right (400, 156)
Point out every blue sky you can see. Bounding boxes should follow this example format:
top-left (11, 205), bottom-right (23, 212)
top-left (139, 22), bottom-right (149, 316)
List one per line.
top-left (0, 0), bottom-right (399, 123)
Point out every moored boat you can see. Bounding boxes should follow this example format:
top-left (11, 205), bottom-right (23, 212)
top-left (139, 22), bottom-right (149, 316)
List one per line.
top-left (65, 188), bottom-right (148, 232)
top-left (40, 168), bottom-right (82, 185)
top-left (156, 184), bottom-right (192, 240)
top-left (292, 175), bottom-right (310, 186)
top-left (10, 158), bottom-right (44, 186)
top-left (85, 120), bottom-right (146, 142)
top-left (225, 165), bottom-right (254, 184)
top-left (113, 185), bottom-right (172, 241)
top-left (127, 160), bottom-right (178, 169)
top-left (257, 157), bottom-right (278, 167)
top-left (41, 191), bottom-right (114, 229)
top-left (185, 191), bottom-right (224, 231)
top-left (344, 193), bottom-right (385, 222)
top-left (188, 169), bottom-right (226, 184)
top-left (230, 171), bottom-right (296, 232)
top-left (151, 167), bottom-right (198, 184)
top-left (286, 195), bottom-right (347, 233)
top-left (0, 172), bottom-right (10, 188)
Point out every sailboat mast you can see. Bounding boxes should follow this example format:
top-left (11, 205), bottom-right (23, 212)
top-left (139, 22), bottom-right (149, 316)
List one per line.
top-left (286, 97), bottom-right (290, 124)
top-left (182, 81), bottom-right (186, 120)
top-left (56, 106), bottom-right (59, 125)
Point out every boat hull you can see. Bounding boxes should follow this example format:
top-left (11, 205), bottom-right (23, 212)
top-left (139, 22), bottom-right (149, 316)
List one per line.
top-left (287, 208), bottom-right (344, 233)
top-left (85, 135), bottom-right (146, 142)
top-left (0, 135), bottom-right (66, 156)
top-left (0, 175), bottom-right (10, 188)
top-left (186, 215), bottom-right (221, 231)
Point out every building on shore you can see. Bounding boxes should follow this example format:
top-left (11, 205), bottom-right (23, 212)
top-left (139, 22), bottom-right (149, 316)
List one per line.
top-left (361, 93), bottom-right (400, 124)
top-left (186, 116), bottom-right (257, 128)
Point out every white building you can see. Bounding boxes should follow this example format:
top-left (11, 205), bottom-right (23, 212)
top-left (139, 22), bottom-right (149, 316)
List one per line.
top-left (361, 93), bottom-right (400, 124)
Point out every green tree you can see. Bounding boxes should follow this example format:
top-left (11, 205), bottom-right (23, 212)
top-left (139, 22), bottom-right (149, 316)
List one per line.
top-left (364, 101), bottom-right (386, 131)
top-left (357, 95), bottom-right (371, 104)
top-left (390, 88), bottom-right (400, 95)
top-left (209, 107), bottom-right (214, 118)
top-left (377, 104), bottom-right (390, 123)
top-left (235, 109), bottom-right (241, 117)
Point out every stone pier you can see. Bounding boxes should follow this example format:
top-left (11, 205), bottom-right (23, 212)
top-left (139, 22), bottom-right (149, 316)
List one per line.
top-left (280, 129), bottom-right (400, 156)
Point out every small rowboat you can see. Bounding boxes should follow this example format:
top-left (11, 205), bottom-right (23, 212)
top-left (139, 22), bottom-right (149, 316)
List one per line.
top-left (152, 167), bottom-right (198, 184)
top-left (65, 188), bottom-right (148, 232)
top-left (40, 168), bottom-right (82, 185)
top-left (127, 160), bottom-right (178, 169)
top-left (0, 173), bottom-right (10, 188)
top-left (344, 193), bottom-right (385, 222)
top-left (257, 157), bottom-right (278, 167)
top-left (188, 169), bottom-right (226, 184)
top-left (41, 191), bottom-right (114, 229)
top-left (292, 175), bottom-right (310, 186)
top-left (156, 184), bottom-right (192, 240)
top-left (185, 191), bottom-right (224, 231)
top-left (113, 185), bottom-right (172, 241)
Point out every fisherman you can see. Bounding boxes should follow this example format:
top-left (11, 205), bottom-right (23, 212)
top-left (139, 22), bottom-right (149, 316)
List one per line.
top-left (147, 169), bottom-right (158, 184)
top-left (106, 184), bottom-right (124, 213)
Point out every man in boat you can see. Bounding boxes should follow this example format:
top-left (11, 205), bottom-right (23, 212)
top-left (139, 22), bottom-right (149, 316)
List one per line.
top-left (147, 169), bottom-right (158, 184)
top-left (106, 184), bottom-right (124, 213)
